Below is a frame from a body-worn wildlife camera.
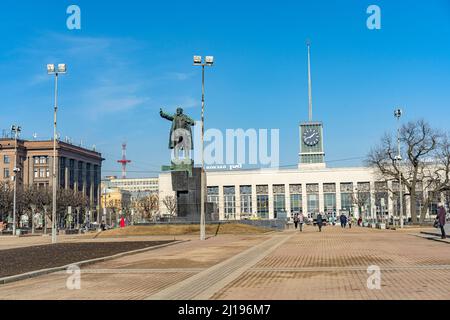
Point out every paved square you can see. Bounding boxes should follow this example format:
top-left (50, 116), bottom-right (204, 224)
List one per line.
top-left (0, 227), bottom-right (449, 300)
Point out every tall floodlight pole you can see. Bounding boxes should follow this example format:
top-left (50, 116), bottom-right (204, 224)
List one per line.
top-left (11, 125), bottom-right (21, 236)
top-left (193, 55), bottom-right (214, 241)
top-left (307, 40), bottom-right (313, 122)
top-left (47, 64), bottom-right (67, 244)
top-left (394, 108), bottom-right (404, 229)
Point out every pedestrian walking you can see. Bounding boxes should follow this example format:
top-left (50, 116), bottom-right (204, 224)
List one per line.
top-left (340, 213), bottom-right (348, 228)
top-left (294, 213), bottom-right (299, 230)
top-left (317, 213), bottom-right (324, 232)
top-left (437, 203), bottom-right (447, 239)
top-left (348, 216), bottom-right (353, 229)
top-left (331, 214), bottom-right (336, 226)
top-left (358, 217), bottom-right (363, 227)
top-left (299, 213), bottom-right (305, 232)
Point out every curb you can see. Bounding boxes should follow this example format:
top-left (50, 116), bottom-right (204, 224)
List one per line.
top-left (412, 233), bottom-right (450, 244)
top-left (0, 240), bottom-right (187, 285)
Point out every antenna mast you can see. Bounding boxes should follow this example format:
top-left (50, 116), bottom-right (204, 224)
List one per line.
top-left (117, 143), bottom-right (131, 179)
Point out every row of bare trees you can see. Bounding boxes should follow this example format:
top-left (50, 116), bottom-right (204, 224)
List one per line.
top-left (129, 194), bottom-right (177, 222)
top-left (0, 182), bottom-right (90, 229)
top-left (366, 119), bottom-right (450, 224)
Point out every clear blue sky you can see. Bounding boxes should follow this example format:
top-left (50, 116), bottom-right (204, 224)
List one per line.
top-left (0, 0), bottom-right (449, 177)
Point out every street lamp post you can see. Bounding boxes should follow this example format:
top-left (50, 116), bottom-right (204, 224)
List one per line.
top-left (193, 55), bottom-right (214, 241)
top-left (47, 63), bottom-right (67, 244)
top-left (394, 108), bottom-right (404, 229)
top-left (11, 125), bottom-right (21, 236)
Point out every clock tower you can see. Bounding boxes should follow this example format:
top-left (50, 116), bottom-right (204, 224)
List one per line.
top-left (299, 41), bottom-right (326, 169)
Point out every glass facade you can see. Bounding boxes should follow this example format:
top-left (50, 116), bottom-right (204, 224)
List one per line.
top-left (290, 194), bottom-right (302, 214)
top-left (306, 184), bottom-right (319, 214)
top-left (257, 195), bottom-right (269, 219)
top-left (307, 194), bottom-right (319, 214)
top-left (78, 161), bottom-right (83, 192)
top-left (256, 185), bottom-right (269, 219)
top-left (240, 185), bottom-right (252, 217)
top-left (59, 157), bottom-right (66, 188)
top-left (324, 193), bottom-right (336, 213)
top-left (340, 183), bottom-right (353, 214)
top-left (223, 186), bottom-right (236, 219)
top-left (207, 186), bottom-right (219, 205)
top-left (289, 184), bottom-right (302, 215)
top-left (273, 185), bottom-right (285, 219)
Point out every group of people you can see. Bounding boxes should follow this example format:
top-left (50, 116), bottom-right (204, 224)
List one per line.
top-left (292, 212), bottom-right (362, 232)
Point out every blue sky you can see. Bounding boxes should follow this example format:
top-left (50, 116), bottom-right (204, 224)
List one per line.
top-left (0, 0), bottom-right (449, 177)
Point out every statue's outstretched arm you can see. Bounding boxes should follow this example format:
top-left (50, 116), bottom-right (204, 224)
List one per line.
top-left (160, 108), bottom-right (174, 121)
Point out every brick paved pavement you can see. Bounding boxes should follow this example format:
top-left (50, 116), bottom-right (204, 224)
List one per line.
top-left (0, 226), bottom-right (449, 300)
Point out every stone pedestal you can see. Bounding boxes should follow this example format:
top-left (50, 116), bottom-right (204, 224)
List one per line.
top-left (171, 168), bottom-right (213, 222)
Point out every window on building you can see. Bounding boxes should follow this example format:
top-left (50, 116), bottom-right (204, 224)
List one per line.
top-left (306, 184), bottom-right (319, 214)
top-left (256, 185), bottom-right (269, 219)
top-left (34, 168), bottom-right (38, 178)
top-left (290, 194), bottom-right (302, 214)
top-left (340, 183), bottom-right (354, 214)
top-left (323, 183), bottom-right (336, 214)
top-left (428, 191), bottom-right (440, 216)
top-left (223, 186), bottom-right (236, 219)
top-left (375, 182), bottom-right (389, 218)
top-left (4, 155), bottom-right (10, 164)
top-left (240, 185), bottom-right (252, 217)
top-left (4, 168), bottom-right (10, 179)
top-left (273, 185), bottom-right (285, 219)
top-left (39, 168), bottom-right (45, 178)
top-left (207, 186), bottom-right (219, 205)
top-left (40, 157), bottom-right (47, 164)
top-left (34, 157), bottom-right (39, 164)
top-left (69, 159), bottom-right (75, 189)
top-left (257, 195), bottom-right (269, 219)
top-left (78, 162), bottom-right (83, 192)
top-left (289, 184), bottom-right (302, 215)
top-left (324, 193), bottom-right (336, 213)
top-left (307, 194), bottom-right (319, 214)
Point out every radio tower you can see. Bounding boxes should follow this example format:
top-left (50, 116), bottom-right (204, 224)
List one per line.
top-left (117, 143), bottom-right (131, 179)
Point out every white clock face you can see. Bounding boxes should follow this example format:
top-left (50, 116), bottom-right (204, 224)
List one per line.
top-left (303, 128), bottom-right (320, 146)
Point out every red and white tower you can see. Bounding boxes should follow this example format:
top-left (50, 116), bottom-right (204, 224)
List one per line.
top-left (117, 143), bottom-right (131, 179)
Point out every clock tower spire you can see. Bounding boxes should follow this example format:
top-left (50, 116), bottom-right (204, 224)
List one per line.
top-left (299, 40), bottom-right (326, 169)
top-left (307, 40), bottom-right (313, 122)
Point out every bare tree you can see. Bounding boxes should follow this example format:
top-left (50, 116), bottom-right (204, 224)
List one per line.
top-left (162, 195), bottom-right (177, 219)
top-left (366, 119), bottom-right (447, 224)
top-left (351, 190), bottom-right (371, 219)
top-left (137, 194), bottom-right (159, 221)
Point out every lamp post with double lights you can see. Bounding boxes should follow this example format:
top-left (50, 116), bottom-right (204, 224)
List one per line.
top-left (11, 125), bottom-right (21, 236)
top-left (193, 55), bottom-right (214, 241)
top-left (47, 63), bottom-right (67, 244)
top-left (394, 108), bottom-right (404, 229)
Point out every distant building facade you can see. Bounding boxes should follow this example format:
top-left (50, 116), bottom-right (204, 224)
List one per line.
top-left (102, 176), bottom-right (159, 197)
top-left (0, 138), bottom-right (103, 208)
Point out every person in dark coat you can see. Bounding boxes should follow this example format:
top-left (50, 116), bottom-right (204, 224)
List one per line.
top-left (293, 213), bottom-right (299, 230)
top-left (437, 203), bottom-right (447, 239)
top-left (316, 213), bottom-right (324, 232)
top-left (340, 214), bottom-right (348, 228)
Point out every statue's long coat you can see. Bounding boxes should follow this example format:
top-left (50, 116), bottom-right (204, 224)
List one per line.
top-left (160, 110), bottom-right (195, 150)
